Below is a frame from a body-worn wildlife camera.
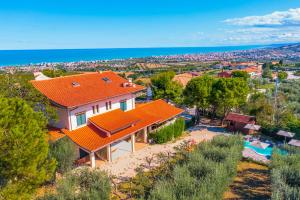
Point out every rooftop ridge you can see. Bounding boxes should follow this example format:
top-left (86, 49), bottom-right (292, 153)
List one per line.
top-left (228, 112), bottom-right (255, 118)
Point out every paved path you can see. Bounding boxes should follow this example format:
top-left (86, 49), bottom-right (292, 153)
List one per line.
top-left (98, 126), bottom-right (221, 179)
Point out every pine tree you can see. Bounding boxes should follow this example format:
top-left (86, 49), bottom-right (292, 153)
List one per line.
top-left (0, 98), bottom-right (56, 200)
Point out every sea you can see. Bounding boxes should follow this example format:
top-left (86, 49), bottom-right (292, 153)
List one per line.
top-left (0, 45), bottom-right (269, 67)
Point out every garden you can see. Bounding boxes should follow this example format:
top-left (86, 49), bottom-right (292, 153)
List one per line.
top-left (114, 135), bottom-right (244, 200)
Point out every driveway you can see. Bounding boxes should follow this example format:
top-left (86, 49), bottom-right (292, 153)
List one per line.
top-left (98, 126), bottom-right (224, 179)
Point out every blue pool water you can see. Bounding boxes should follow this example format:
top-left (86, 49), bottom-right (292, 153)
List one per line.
top-left (244, 141), bottom-right (287, 157)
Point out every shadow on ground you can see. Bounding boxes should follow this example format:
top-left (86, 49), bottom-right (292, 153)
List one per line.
top-left (224, 161), bottom-right (271, 200)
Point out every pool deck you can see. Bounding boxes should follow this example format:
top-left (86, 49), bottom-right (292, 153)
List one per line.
top-left (243, 148), bottom-right (269, 163)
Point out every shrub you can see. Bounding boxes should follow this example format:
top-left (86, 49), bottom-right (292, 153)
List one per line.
top-left (271, 147), bottom-right (300, 200)
top-left (39, 168), bottom-right (111, 200)
top-left (149, 118), bottom-right (185, 144)
top-left (147, 135), bottom-right (243, 200)
top-left (49, 137), bottom-right (77, 174)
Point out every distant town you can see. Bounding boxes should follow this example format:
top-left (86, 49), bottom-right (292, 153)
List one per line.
top-left (1, 43), bottom-right (300, 74)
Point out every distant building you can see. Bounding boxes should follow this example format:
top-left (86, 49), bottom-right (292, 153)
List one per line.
top-left (218, 71), bottom-right (232, 78)
top-left (173, 72), bottom-right (201, 87)
top-left (224, 112), bottom-right (258, 134)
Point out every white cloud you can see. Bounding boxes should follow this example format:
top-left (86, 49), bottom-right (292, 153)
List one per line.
top-left (224, 8), bottom-right (300, 27)
top-left (220, 27), bottom-right (300, 45)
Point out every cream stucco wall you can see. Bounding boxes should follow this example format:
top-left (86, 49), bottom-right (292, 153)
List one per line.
top-left (60, 93), bottom-right (136, 131)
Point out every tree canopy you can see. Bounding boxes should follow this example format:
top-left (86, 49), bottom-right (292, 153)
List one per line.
top-left (277, 71), bottom-right (288, 81)
top-left (0, 72), bottom-right (57, 123)
top-left (183, 76), bottom-right (249, 121)
top-left (211, 78), bottom-right (249, 119)
top-left (184, 76), bottom-right (213, 121)
top-left (0, 98), bottom-right (56, 200)
top-left (262, 63), bottom-right (273, 79)
top-left (231, 70), bottom-right (250, 80)
top-left (151, 71), bottom-right (183, 103)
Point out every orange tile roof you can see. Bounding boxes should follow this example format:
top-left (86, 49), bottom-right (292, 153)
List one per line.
top-left (62, 99), bottom-right (184, 152)
top-left (134, 99), bottom-right (184, 122)
top-left (31, 71), bottom-right (145, 108)
top-left (89, 109), bottom-right (140, 134)
top-left (48, 128), bottom-right (65, 141)
top-left (173, 73), bottom-right (201, 87)
top-left (240, 66), bottom-right (258, 73)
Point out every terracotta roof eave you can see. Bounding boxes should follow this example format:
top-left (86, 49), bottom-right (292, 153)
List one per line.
top-left (110, 120), bottom-right (141, 134)
top-left (157, 111), bottom-right (184, 124)
top-left (89, 121), bottom-right (111, 135)
top-left (91, 123), bottom-right (153, 153)
top-left (62, 129), bottom-right (93, 153)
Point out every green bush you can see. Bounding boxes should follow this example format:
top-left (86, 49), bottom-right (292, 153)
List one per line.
top-left (148, 135), bottom-right (243, 200)
top-left (149, 118), bottom-right (185, 144)
top-left (271, 147), bottom-right (300, 200)
top-left (38, 168), bottom-right (111, 200)
top-left (49, 137), bottom-right (77, 174)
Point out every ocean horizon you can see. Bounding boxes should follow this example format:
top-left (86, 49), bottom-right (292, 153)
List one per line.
top-left (0, 45), bottom-right (270, 67)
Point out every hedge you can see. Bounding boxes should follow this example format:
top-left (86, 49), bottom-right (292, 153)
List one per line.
top-left (149, 117), bottom-right (185, 144)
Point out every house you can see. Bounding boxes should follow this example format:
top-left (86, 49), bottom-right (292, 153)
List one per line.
top-left (173, 72), bottom-right (201, 87)
top-left (31, 71), bottom-right (184, 168)
top-left (240, 65), bottom-right (262, 78)
top-left (217, 71), bottom-right (232, 78)
top-left (224, 112), bottom-right (258, 134)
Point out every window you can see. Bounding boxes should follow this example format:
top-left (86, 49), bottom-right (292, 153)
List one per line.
top-left (92, 105), bottom-right (99, 114)
top-left (105, 101), bottom-right (112, 110)
top-left (76, 112), bottom-right (86, 127)
top-left (102, 77), bottom-right (111, 83)
top-left (120, 100), bottom-right (127, 111)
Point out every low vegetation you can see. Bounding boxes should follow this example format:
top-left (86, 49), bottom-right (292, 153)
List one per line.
top-left (149, 118), bottom-right (185, 144)
top-left (49, 137), bottom-right (77, 174)
top-left (271, 146), bottom-right (300, 200)
top-left (38, 168), bottom-right (111, 200)
top-left (117, 135), bottom-right (243, 200)
top-left (148, 135), bottom-right (243, 200)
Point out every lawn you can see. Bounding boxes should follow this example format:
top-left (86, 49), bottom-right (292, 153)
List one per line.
top-left (223, 160), bottom-right (271, 200)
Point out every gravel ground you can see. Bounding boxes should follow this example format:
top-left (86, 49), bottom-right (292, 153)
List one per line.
top-left (98, 127), bottom-right (219, 179)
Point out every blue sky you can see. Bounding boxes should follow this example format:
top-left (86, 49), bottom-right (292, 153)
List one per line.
top-left (1, 0), bottom-right (300, 50)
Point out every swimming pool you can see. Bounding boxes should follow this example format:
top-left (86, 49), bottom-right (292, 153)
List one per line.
top-left (244, 141), bottom-right (287, 157)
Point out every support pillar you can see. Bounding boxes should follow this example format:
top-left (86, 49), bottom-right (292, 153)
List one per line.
top-left (143, 127), bottom-right (148, 143)
top-left (131, 134), bottom-right (135, 152)
top-left (107, 145), bottom-right (111, 163)
top-left (147, 126), bottom-right (151, 134)
top-left (90, 152), bottom-right (96, 168)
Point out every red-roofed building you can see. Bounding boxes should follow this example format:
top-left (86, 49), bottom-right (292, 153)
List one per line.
top-left (218, 71), bottom-right (232, 78)
top-left (32, 71), bottom-right (183, 168)
top-left (224, 112), bottom-right (257, 134)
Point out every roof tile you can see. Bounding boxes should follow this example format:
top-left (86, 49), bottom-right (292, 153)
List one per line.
top-left (31, 71), bottom-right (145, 107)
